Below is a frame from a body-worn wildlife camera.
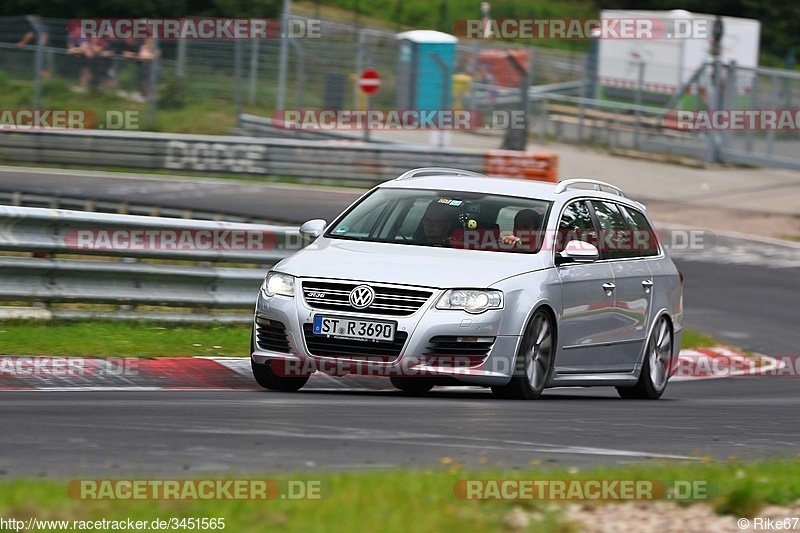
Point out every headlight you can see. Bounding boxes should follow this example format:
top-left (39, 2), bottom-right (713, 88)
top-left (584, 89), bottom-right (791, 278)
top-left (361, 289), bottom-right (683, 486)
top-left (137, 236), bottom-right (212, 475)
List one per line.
top-left (261, 271), bottom-right (295, 297)
top-left (436, 289), bottom-right (503, 314)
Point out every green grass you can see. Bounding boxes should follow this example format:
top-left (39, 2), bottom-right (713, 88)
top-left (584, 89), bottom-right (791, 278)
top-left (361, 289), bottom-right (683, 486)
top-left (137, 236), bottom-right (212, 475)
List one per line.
top-left (681, 330), bottom-right (719, 349)
top-left (1, 460), bottom-right (800, 530)
top-left (0, 321), bottom-right (251, 358)
top-left (0, 320), bottom-right (720, 358)
top-left (0, 74), bottom-right (268, 135)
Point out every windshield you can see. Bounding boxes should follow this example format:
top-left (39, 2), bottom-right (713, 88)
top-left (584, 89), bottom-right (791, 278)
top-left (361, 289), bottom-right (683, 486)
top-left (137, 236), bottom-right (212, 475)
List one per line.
top-left (325, 187), bottom-right (551, 253)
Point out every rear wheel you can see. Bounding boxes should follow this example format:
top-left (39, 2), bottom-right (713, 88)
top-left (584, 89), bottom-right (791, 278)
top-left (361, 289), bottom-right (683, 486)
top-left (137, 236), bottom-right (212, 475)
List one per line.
top-left (616, 316), bottom-right (671, 400)
top-left (390, 376), bottom-right (435, 394)
top-left (492, 310), bottom-right (554, 400)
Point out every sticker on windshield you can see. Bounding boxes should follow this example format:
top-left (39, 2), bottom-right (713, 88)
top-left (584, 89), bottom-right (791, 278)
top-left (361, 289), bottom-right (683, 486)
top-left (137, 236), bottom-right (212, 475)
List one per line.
top-left (449, 200), bottom-right (463, 206)
top-left (438, 198), bottom-right (452, 204)
top-left (332, 225), bottom-right (349, 234)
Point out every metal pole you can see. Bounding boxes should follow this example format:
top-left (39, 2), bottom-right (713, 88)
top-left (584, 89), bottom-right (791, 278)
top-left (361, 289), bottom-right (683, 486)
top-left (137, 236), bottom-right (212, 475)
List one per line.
top-left (499, 53), bottom-right (529, 150)
top-left (430, 52), bottom-right (452, 148)
top-left (248, 39), bottom-right (260, 105)
top-left (235, 39), bottom-right (243, 126)
top-left (33, 27), bottom-right (44, 111)
top-left (577, 57), bottom-right (588, 142)
top-left (364, 94), bottom-right (371, 142)
top-left (176, 39), bottom-right (187, 80)
top-left (355, 29), bottom-right (365, 109)
top-left (276, 0), bottom-right (291, 110)
top-left (634, 60), bottom-right (644, 150)
top-left (147, 39), bottom-right (159, 127)
top-left (290, 40), bottom-right (305, 109)
top-left (766, 73), bottom-right (778, 156)
top-left (743, 64), bottom-right (758, 154)
top-left (705, 59), bottom-right (721, 163)
top-left (720, 61), bottom-right (737, 161)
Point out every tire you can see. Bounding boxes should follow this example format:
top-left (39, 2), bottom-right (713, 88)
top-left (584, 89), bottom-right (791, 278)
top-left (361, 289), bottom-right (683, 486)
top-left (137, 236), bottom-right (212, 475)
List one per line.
top-left (390, 376), bottom-right (435, 394)
top-left (492, 310), bottom-right (555, 400)
top-left (616, 316), bottom-right (672, 400)
top-left (251, 359), bottom-right (309, 392)
top-left (250, 330), bottom-right (309, 392)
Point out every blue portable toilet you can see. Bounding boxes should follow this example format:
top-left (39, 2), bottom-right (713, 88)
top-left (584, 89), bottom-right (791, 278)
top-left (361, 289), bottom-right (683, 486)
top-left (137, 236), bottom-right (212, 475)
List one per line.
top-left (396, 30), bottom-right (459, 111)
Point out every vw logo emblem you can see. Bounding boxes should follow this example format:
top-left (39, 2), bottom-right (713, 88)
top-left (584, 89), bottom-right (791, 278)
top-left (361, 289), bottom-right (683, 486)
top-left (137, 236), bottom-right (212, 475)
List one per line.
top-left (349, 285), bottom-right (376, 309)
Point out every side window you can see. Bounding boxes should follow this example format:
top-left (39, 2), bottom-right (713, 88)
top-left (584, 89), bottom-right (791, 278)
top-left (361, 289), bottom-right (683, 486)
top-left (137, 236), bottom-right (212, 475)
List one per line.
top-left (620, 206), bottom-right (660, 257)
top-left (591, 201), bottom-right (633, 260)
top-left (556, 200), bottom-right (598, 253)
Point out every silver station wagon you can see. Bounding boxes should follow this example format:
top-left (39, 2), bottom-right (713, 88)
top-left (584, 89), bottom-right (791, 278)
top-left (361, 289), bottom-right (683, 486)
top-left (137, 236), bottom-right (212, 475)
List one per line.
top-left (251, 168), bottom-right (683, 399)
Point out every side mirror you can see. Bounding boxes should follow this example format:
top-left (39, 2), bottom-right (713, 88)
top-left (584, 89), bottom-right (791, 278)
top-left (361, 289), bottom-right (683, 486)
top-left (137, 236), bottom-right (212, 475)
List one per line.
top-left (299, 219), bottom-right (327, 245)
top-left (556, 240), bottom-right (600, 265)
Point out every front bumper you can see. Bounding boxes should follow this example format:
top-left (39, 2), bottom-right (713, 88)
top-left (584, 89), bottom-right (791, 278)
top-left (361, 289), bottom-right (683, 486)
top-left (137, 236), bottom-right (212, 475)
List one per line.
top-left (251, 284), bottom-right (519, 386)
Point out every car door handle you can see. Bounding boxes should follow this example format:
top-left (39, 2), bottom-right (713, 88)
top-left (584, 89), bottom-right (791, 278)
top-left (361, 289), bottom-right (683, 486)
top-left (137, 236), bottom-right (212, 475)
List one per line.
top-left (602, 282), bottom-right (616, 292)
top-left (641, 279), bottom-right (654, 289)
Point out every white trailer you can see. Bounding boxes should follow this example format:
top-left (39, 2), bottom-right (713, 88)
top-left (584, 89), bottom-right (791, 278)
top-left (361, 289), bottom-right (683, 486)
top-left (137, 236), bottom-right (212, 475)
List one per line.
top-left (596, 10), bottom-right (761, 104)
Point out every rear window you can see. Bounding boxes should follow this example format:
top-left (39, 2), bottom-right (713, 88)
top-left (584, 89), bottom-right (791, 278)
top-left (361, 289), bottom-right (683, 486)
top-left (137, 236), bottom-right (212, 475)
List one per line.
top-left (620, 205), bottom-right (661, 257)
top-left (591, 201), bottom-right (633, 259)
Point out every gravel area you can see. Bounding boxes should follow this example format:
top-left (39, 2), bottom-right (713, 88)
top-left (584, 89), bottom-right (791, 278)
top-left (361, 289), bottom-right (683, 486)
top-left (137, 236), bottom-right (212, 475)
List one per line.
top-left (501, 501), bottom-right (800, 532)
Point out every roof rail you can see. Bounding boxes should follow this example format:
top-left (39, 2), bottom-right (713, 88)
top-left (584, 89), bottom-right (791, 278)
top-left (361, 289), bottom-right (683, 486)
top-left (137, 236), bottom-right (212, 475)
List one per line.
top-left (554, 178), bottom-right (626, 198)
top-left (394, 167), bottom-right (487, 181)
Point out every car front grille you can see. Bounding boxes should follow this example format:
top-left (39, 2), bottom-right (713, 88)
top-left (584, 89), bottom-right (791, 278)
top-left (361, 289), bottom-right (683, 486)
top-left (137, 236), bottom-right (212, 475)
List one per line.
top-left (302, 281), bottom-right (432, 317)
top-left (302, 323), bottom-right (408, 362)
top-left (255, 317), bottom-right (290, 353)
top-left (422, 335), bottom-right (495, 367)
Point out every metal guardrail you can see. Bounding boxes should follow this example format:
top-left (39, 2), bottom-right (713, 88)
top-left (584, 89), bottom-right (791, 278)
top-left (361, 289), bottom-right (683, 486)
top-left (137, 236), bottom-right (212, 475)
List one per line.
top-left (0, 191), bottom-right (270, 224)
top-left (0, 206), bottom-right (300, 321)
top-left (0, 128), bottom-right (486, 184)
top-left (238, 114), bottom-right (401, 144)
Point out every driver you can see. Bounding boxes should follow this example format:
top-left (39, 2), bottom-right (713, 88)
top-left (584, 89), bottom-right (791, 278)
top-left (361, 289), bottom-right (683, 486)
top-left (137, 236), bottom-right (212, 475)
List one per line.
top-left (421, 201), bottom-right (457, 244)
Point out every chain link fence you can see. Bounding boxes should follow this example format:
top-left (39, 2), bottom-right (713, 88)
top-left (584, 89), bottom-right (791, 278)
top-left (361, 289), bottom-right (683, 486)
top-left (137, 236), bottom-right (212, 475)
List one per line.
top-left (4, 15), bottom-right (799, 170)
top-left (0, 15), bottom-right (584, 123)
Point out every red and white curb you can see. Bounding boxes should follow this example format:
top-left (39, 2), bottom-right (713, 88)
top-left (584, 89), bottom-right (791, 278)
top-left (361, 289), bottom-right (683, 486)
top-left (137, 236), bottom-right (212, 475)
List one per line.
top-left (0, 348), bottom-right (783, 391)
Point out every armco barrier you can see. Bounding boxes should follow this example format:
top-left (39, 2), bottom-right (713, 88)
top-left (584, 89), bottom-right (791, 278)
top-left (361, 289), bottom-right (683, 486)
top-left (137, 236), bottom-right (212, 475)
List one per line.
top-left (0, 206), bottom-right (297, 319)
top-left (0, 129), bottom-right (558, 184)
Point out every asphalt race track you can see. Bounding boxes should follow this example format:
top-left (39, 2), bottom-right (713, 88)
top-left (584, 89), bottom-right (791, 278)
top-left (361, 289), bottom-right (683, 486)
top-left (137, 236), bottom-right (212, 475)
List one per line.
top-left (1, 377), bottom-right (798, 476)
top-left (1, 167), bottom-right (799, 474)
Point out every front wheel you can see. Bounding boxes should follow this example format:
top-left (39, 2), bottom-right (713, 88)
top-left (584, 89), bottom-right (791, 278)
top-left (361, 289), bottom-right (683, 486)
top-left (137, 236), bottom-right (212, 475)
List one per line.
top-left (251, 359), bottom-right (309, 392)
top-left (251, 329), bottom-right (309, 392)
top-left (492, 310), bottom-right (554, 400)
top-left (617, 316), bottom-right (672, 400)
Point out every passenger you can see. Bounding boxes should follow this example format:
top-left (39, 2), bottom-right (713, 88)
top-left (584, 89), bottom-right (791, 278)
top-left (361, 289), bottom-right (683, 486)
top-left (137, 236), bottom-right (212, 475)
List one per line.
top-left (502, 209), bottom-right (543, 250)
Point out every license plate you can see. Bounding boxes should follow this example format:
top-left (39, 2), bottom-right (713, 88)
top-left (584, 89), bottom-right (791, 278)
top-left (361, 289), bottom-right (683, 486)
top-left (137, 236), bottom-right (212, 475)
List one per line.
top-left (313, 315), bottom-right (396, 342)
